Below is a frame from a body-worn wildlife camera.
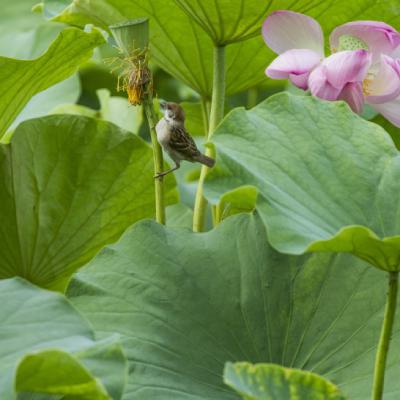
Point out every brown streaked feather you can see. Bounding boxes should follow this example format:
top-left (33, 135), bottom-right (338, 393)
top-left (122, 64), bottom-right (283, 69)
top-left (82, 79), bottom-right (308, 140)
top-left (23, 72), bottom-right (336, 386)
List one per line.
top-left (169, 126), bottom-right (201, 160)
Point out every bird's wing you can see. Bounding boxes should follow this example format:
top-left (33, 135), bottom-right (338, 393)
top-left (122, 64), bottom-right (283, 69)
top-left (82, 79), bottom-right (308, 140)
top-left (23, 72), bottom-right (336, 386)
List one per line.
top-left (170, 126), bottom-right (200, 159)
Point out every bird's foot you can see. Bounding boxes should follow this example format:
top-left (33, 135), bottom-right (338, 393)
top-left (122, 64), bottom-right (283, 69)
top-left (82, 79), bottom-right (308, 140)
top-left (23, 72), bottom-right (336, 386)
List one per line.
top-left (153, 165), bottom-right (180, 179)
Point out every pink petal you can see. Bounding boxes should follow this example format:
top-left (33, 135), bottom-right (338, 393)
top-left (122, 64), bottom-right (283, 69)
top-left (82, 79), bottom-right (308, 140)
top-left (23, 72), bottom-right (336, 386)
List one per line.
top-left (262, 10), bottom-right (324, 56)
top-left (330, 21), bottom-right (400, 61)
top-left (338, 82), bottom-right (364, 113)
top-left (392, 46), bottom-right (400, 58)
top-left (323, 50), bottom-right (372, 89)
top-left (289, 72), bottom-right (310, 90)
top-left (309, 65), bottom-right (342, 100)
top-left (265, 49), bottom-right (321, 89)
top-left (371, 96), bottom-right (400, 127)
top-left (366, 55), bottom-right (400, 104)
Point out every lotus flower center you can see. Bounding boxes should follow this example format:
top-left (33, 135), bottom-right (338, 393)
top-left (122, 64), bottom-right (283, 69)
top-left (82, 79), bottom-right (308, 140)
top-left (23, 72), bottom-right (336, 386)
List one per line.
top-left (338, 35), bottom-right (369, 51)
top-left (363, 75), bottom-right (374, 96)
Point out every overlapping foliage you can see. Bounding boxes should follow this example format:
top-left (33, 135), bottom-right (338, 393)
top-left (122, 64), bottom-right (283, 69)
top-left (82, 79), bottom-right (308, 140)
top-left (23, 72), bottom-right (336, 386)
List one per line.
top-left (0, 278), bottom-right (127, 399)
top-left (66, 214), bottom-right (400, 400)
top-left (205, 94), bottom-right (400, 271)
top-left (1, 0), bottom-right (400, 399)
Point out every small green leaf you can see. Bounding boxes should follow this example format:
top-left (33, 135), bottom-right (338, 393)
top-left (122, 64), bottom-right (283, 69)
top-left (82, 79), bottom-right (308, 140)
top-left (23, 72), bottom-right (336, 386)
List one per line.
top-left (205, 93), bottom-right (400, 271)
top-left (67, 214), bottom-right (400, 399)
top-left (51, 89), bottom-right (143, 133)
top-left (217, 185), bottom-right (258, 222)
top-left (17, 350), bottom-right (110, 399)
top-left (0, 27), bottom-right (105, 136)
top-left (0, 278), bottom-right (127, 399)
top-left (0, 114), bottom-right (178, 290)
top-left (224, 362), bottom-right (347, 400)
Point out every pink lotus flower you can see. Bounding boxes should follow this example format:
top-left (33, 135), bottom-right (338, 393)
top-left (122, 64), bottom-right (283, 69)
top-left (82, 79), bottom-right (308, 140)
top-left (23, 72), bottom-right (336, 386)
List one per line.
top-left (262, 11), bottom-right (400, 126)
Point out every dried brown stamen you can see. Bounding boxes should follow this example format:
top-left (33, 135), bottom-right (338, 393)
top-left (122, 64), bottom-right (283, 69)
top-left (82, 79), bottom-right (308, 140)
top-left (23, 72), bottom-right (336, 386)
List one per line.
top-left (112, 48), bottom-right (152, 106)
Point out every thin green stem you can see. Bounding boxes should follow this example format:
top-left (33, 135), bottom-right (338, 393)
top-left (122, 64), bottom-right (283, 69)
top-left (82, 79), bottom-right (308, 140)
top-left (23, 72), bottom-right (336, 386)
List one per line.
top-left (143, 97), bottom-right (166, 225)
top-left (200, 97), bottom-right (210, 136)
top-left (193, 45), bottom-right (225, 232)
top-left (372, 271), bottom-right (399, 400)
top-left (247, 87), bottom-right (258, 109)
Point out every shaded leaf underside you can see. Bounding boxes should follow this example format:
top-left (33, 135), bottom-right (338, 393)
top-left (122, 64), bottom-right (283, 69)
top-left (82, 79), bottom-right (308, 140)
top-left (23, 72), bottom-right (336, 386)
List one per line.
top-left (67, 214), bottom-right (400, 399)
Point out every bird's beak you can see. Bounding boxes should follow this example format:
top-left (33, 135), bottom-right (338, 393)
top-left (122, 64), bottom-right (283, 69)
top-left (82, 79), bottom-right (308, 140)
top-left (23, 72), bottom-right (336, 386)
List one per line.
top-left (159, 100), bottom-right (167, 110)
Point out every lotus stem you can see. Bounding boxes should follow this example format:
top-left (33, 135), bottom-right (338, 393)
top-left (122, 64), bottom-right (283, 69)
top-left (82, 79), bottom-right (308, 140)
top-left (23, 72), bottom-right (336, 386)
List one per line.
top-left (143, 97), bottom-right (166, 225)
top-left (371, 271), bottom-right (399, 400)
top-left (193, 45), bottom-right (225, 232)
top-left (109, 18), bottom-right (166, 225)
top-left (247, 87), bottom-right (258, 109)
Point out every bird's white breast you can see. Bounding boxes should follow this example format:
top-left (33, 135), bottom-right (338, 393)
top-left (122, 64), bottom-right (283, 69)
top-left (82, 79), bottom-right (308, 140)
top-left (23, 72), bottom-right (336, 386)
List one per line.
top-left (156, 118), bottom-right (171, 147)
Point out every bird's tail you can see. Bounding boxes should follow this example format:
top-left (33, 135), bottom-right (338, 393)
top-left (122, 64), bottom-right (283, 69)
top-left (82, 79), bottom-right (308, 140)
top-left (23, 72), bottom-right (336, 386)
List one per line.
top-left (196, 153), bottom-right (215, 168)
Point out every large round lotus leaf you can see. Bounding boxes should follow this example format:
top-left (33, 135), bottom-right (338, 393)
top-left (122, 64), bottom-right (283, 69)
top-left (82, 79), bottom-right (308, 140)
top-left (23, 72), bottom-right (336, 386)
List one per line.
top-left (0, 278), bottom-right (127, 399)
top-left (0, 114), bottom-right (177, 290)
top-left (205, 93), bottom-right (400, 272)
top-left (174, 0), bottom-right (400, 45)
top-left (67, 214), bottom-right (400, 399)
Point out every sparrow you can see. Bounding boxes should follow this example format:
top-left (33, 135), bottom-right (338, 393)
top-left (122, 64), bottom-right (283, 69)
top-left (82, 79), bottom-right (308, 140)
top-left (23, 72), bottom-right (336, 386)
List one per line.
top-left (155, 101), bottom-right (215, 178)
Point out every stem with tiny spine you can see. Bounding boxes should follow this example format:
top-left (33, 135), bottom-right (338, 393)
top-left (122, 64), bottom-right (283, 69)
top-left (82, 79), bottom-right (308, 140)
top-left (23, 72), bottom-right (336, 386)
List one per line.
top-left (371, 271), bottom-right (399, 400)
top-left (193, 45), bottom-right (225, 232)
top-left (143, 95), bottom-right (166, 225)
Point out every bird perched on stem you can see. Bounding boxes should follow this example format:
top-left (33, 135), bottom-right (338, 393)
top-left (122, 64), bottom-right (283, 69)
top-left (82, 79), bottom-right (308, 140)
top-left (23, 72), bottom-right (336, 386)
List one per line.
top-left (155, 101), bottom-right (215, 178)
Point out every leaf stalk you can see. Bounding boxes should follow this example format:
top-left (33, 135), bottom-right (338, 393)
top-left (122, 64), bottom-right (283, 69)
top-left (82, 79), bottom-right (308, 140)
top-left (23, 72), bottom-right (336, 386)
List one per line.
top-left (110, 18), bottom-right (166, 225)
top-left (372, 271), bottom-right (399, 400)
top-left (193, 45), bottom-right (226, 232)
top-left (143, 98), bottom-right (166, 225)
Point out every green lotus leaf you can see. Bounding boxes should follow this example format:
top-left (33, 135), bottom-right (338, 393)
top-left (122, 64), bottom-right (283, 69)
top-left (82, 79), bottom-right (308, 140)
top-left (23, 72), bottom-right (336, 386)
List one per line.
top-left (67, 214), bottom-right (400, 399)
top-left (0, 278), bottom-right (127, 399)
top-left (204, 93), bottom-right (400, 271)
top-left (224, 362), bottom-right (347, 400)
top-left (174, 0), bottom-right (268, 44)
top-left (174, 0), bottom-right (400, 45)
top-left (0, 27), bottom-right (105, 136)
top-left (39, 0), bottom-right (400, 97)
top-left (166, 203), bottom-right (193, 229)
top-left (0, 114), bottom-right (178, 291)
top-left (0, 0), bottom-right (62, 59)
top-left (0, 0), bottom-right (82, 134)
